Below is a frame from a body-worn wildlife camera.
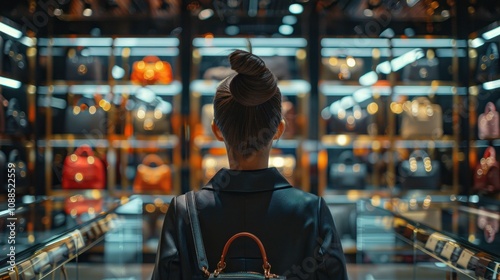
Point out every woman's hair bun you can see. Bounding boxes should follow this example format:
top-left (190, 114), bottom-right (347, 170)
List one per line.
top-left (228, 49), bottom-right (279, 106)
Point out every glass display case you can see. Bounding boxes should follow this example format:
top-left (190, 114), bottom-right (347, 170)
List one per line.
top-left (355, 195), bottom-right (500, 279)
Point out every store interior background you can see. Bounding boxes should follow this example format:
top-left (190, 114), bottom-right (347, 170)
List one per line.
top-left (1, 0), bottom-right (500, 279)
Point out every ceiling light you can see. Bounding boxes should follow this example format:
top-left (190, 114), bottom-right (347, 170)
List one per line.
top-left (279, 25), bottom-right (294, 36)
top-left (289, 4), bottom-right (304, 14)
top-left (0, 22), bottom-right (22, 38)
top-left (198, 9), bottom-right (214, 20)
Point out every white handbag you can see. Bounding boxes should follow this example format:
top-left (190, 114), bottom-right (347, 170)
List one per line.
top-left (400, 97), bottom-right (443, 139)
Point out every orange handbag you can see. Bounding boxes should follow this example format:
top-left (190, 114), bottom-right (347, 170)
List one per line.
top-left (133, 154), bottom-right (172, 193)
top-left (131, 56), bottom-right (173, 85)
top-left (62, 145), bottom-right (106, 189)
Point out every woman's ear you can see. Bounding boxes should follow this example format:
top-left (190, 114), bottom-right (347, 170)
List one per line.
top-left (273, 119), bottom-right (286, 140)
top-left (211, 120), bottom-right (225, 141)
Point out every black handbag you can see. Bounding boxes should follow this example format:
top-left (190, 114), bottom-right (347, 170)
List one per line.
top-left (402, 56), bottom-right (440, 81)
top-left (329, 150), bottom-right (367, 190)
top-left (65, 47), bottom-right (103, 81)
top-left (5, 98), bottom-right (29, 135)
top-left (131, 87), bottom-right (171, 135)
top-left (3, 39), bottom-right (28, 82)
top-left (64, 96), bottom-right (107, 135)
top-left (328, 104), bottom-right (370, 134)
top-left (398, 149), bottom-right (440, 190)
top-left (185, 191), bottom-right (286, 279)
top-left (476, 42), bottom-right (499, 83)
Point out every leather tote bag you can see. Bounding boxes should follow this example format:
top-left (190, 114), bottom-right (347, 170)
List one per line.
top-left (330, 150), bottom-right (367, 190)
top-left (400, 97), bottom-right (443, 139)
top-left (62, 145), bottom-right (106, 189)
top-left (478, 102), bottom-right (500, 140)
top-left (64, 96), bottom-right (107, 135)
top-left (132, 87), bottom-right (171, 135)
top-left (5, 98), bottom-right (29, 135)
top-left (133, 154), bottom-right (171, 193)
top-left (66, 47), bottom-right (103, 81)
top-left (473, 146), bottom-right (500, 195)
top-left (131, 56), bottom-right (173, 85)
top-left (399, 149), bottom-right (440, 190)
top-left (476, 42), bottom-right (499, 83)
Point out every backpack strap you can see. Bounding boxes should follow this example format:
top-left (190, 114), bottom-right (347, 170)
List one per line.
top-left (186, 191), bottom-right (210, 278)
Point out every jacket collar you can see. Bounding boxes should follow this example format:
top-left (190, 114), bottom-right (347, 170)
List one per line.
top-left (202, 167), bottom-right (292, 192)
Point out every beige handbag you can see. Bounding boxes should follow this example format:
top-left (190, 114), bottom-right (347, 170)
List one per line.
top-left (400, 97), bottom-right (443, 139)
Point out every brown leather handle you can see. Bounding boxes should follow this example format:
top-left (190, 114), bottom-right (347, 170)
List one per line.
top-left (215, 232), bottom-right (274, 277)
top-left (142, 154), bottom-right (165, 166)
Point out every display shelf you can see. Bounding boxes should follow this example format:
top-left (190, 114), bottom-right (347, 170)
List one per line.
top-left (190, 79), bottom-right (310, 96)
top-left (320, 135), bottom-right (456, 149)
top-left (37, 81), bottom-right (182, 96)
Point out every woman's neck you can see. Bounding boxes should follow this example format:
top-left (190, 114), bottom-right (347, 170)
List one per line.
top-left (226, 148), bottom-right (271, 170)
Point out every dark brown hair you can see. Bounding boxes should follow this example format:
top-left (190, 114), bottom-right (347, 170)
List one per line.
top-left (213, 49), bottom-right (282, 158)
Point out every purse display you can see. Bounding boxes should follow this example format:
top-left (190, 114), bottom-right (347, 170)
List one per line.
top-left (66, 47), bottom-right (103, 81)
top-left (478, 102), bottom-right (500, 140)
top-left (185, 191), bottom-right (286, 279)
top-left (62, 145), bottom-right (106, 189)
top-left (329, 150), bottom-right (367, 190)
top-left (64, 96), bottom-right (107, 135)
top-left (5, 98), bottom-right (29, 135)
top-left (399, 149), bottom-right (440, 190)
top-left (473, 146), bottom-right (500, 195)
top-left (400, 97), bottom-right (443, 139)
top-left (64, 195), bottom-right (104, 216)
top-left (131, 56), bottom-right (173, 85)
top-left (133, 154), bottom-right (172, 193)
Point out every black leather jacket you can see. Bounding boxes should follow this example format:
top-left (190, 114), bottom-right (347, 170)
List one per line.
top-left (151, 168), bottom-right (348, 279)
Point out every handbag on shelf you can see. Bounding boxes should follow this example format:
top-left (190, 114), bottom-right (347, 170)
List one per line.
top-left (399, 149), bottom-right (440, 190)
top-left (329, 150), bottom-right (367, 190)
top-left (328, 104), bottom-right (370, 134)
top-left (478, 102), bottom-right (500, 140)
top-left (133, 154), bottom-right (172, 193)
top-left (3, 39), bottom-right (28, 82)
top-left (473, 146), bottom-right (500, 195)
top-left (184, 191), bottom-right (286, 279)
top-left (66, 47), bottom-right (103, 81)
top-left (400, 97), bottom-right (443, 139)
top-left (5, 98), bottom-right (29, 135)
top-left (321, 57), bottom-right (365, 81)
top-left (62, 145), bottom-right (106, 190)
top-left (132, 87), bottom-right (172, 135)
top-left (402, 56), bottom-right (440, 81)
top-left (476, 42), bottom-right (499, 83)
top-left (64, 96), bottom-right (107, 135)
top-left (131, 56), bottom-right (173, 85)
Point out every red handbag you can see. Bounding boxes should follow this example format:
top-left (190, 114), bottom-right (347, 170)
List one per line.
top-left (473, 146), bottom-right (500, 194)
top-left (478, 102), bottom-right (500, 140)
top-left (62, 145), bottom-right (106, 189)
